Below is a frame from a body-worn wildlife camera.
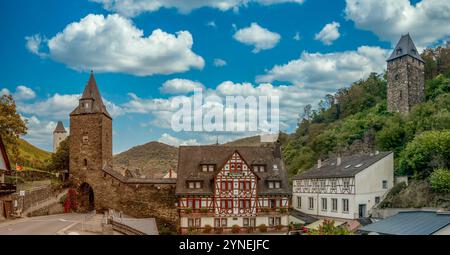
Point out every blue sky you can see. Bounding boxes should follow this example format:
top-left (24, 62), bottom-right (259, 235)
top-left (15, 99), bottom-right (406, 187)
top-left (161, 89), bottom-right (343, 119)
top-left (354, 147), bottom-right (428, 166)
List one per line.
top-left (1, 0), bottom-right (449, 153)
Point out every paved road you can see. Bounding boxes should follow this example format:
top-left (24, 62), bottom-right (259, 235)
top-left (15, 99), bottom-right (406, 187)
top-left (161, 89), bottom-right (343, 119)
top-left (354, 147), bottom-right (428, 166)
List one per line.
top-left (0, 213), bottom-right (90, 235)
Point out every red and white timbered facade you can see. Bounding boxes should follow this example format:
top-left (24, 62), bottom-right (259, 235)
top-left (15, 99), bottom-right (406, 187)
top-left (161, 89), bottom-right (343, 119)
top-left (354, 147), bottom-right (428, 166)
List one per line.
top-left (214, 152), bottom-right (257, 217)
top-left (176, 147), bottom-right (291, 234)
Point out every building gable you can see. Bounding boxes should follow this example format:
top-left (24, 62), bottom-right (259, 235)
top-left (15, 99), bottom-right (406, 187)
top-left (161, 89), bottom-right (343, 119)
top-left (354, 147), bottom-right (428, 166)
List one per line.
top-left (0, 136), bottom-right (11, 172)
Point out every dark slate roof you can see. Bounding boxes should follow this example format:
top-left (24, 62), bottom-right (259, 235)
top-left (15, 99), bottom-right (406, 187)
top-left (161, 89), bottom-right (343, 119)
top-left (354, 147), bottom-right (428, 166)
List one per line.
top-left (70, 71), bottom-right (111, 118)
top-left (53, 121), bottom-right (66, 133)
top-left (103, 166), bottom-right (176, 184)
top-left (290, 210), bottom-right (318, 224)
top-left (176, 145), bottom-right (291, 196)
top-left (0, 135), bottom-right (11, 172)
top-left (293, 151), bottom-right (393, 180)
top-left (360, 211), bottom-right (450, 235)
top-left (387, 34), bottom-right (424, 62)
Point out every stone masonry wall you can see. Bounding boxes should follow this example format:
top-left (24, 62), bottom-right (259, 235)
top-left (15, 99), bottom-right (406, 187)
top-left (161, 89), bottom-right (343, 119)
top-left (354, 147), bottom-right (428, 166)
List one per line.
top-left (387, 56), bottom-right (424, 113)
top-left (71, 172), bottom-right (178, 231)
top-left (70, 109), bottom-right (178, 232)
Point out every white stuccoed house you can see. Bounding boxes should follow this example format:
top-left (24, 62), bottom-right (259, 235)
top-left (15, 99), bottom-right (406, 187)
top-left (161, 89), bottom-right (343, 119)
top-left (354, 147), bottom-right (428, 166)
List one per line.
top-left (292, 151), bottom-right (394, 220)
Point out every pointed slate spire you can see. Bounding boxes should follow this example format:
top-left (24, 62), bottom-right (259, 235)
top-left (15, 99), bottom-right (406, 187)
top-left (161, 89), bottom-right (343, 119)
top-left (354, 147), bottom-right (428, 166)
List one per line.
top-left (53, 121), bottom-right (66, 134)
top-left (387, 33), bottom-right (424, 63)
top-left (70, 71), bottom-right (112, 118)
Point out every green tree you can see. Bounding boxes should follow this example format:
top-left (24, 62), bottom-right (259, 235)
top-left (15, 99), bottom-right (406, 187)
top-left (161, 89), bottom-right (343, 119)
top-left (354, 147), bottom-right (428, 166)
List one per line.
top-left (47, 136), bottom-right (70, 171)
top-left (307, 219), bottom-right (351, 235)
top-left (0, 95), bottom-right (27, 162)
top-left (425, 74), bottom-right (450, 101)
top-left (398, 130), bottom-right (450, 178)
top-left (428, 168), bottom-right (450, 193)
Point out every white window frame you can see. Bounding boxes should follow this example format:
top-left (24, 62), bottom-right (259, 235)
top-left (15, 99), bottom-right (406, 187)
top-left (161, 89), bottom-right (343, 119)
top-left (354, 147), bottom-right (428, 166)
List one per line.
top-left (331, 198), bottom-right (338, 212)
top-left (308, 197), bottom-right (314, 210)
top-left (342, 199), bottom-right (349, 213)
top-left (321, 198), bottom-right (327, 211)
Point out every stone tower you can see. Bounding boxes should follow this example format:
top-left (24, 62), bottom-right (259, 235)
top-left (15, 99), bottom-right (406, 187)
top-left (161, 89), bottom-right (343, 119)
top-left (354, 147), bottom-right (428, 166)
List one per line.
top-left (387, 34), bottom-right (425, 113)
top-left (53, 121), bottom-right (68, 152)
top-left (69, 71), bottom-right (112, 187)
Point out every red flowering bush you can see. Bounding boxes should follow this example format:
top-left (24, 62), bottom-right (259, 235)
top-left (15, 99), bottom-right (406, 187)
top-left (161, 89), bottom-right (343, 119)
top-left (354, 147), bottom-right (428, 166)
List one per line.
top-left (64, 188), bottom-right (78, 213)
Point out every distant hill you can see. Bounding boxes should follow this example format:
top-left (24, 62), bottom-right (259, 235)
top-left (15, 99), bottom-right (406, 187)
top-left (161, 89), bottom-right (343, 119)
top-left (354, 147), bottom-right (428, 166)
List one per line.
top-left (13, 139), bottom-right (51, 169)
top-left (113, 134), bottom-right (289, 178)
top-left (113, 141), bottom-right (178, 178)
top-left (224, 133), bottom-right (290, 147)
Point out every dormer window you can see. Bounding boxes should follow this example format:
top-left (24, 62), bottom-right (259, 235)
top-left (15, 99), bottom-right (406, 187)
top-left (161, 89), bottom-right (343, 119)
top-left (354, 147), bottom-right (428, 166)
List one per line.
top-left (268, 181), bottom-right (281, 189)
top-left (252, 165), bottom-right (265, 172)
top-left (201, 164), bottom-right (215, 172)
top-left (411, 49), bottom-right (416, 55)
top-left (187, 181), bottom-right (202, 189)
top-left (396, 48), bottom-right (403, 55)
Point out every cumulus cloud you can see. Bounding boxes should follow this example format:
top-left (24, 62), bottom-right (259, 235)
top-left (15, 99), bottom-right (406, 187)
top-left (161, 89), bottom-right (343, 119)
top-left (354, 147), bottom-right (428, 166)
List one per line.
top-left (233, 23), bottom-right (281, 53)
top-left (1, 85), bottom-right (36, 101)
top-left (13, 91), bottom-right (123, 120)
top-left (160, 79), bottom-right (204, 94)
top-left (92, 0), bottom-right (305, 17)
top-left (25, 34), bottom-right (48, 58)
top-left (315, 21), bottom-right (340, 45)
top-left (345, 0), bottom-right (450, 47)
top-left (256, 46), bottom-right (389, 92)
top-left (21, 116), bottom-right (57, 149)
top-left (14, 86), bottom-right (36, 100)
top-left (213, 58), bottom-right (227, 67)
top-left (26, 14), bottom-right (204, 76)
top-left (158, 133), bottom-right (199, 147)
top-left (1, 88), bottom-right (10, 96)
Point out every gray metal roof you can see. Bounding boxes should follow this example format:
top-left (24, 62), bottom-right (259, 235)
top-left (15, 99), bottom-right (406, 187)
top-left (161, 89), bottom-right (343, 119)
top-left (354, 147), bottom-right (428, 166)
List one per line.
top-left (387, 34), bottom-right (424, 62)
top-left (293, 152), bottom-right (392, 180)
top-left (360, 211), bottom-right (450, 235)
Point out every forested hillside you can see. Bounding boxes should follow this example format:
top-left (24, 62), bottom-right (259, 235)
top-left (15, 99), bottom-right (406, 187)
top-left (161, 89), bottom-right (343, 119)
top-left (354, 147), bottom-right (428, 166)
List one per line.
top-left (283, 44), bottom-right (450, 181)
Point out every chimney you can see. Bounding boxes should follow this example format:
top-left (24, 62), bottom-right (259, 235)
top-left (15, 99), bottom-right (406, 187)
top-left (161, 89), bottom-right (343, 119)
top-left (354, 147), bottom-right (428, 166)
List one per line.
top-left (337, 156), bottom-right (342, 166)
top-left (274, 140), bottom-right (281, 159)
top-left (317, 159), bottom-right (322, 169)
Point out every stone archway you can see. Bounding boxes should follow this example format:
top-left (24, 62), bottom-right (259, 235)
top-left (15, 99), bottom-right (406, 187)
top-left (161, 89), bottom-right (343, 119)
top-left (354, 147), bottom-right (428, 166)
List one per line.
top-left (79, 182), bottom-right (95, 212)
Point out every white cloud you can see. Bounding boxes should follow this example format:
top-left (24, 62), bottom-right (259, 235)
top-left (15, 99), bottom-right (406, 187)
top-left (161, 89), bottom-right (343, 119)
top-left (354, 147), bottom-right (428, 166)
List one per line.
top-left (26, 14), bottom-right (204, 76)
top-left (1, 85), bottom-right (36, 101)
top-left (160, 79), bottom-right (204, 94)
top-left (17, 93), bottom-right (80, 119)
top-left (256, 46), bottom-right (389, 91)
top-left (1, 88), bottom-right (10, 96)
top-left (158, 133), bottom-right (199, 147)
top-left (213, 58), bottom-right (227, 67)
top-left (21, 115), bottom-right (56, 150)
top-left (14, 86), bottom-right (36, 100)
top-left (233, 22), bottom-right (281, 53)
top-left (207, 21), bottom-right (217, 28)
top-left (92, 0), bottom-right (305, 17)
top-left (14, 92), bottom-right (123, 120)
top-left (345, 0), bottom-right (450, 47)
top-left (25, 34), bottom-right (48, 58)
top-left (315, 21), bottom-right (340, 45)
top-left (293, 32), bottom-right (301, 41)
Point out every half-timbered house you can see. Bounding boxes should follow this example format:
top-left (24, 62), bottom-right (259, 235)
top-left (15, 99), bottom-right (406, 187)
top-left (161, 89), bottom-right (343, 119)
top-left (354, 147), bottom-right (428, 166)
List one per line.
top-left (176, 143), bottom-right (291, 234)
top-left (292, 152), bottom-right (393, 220)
